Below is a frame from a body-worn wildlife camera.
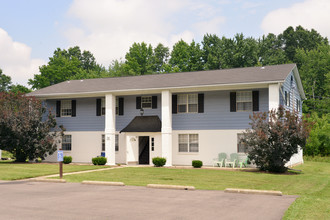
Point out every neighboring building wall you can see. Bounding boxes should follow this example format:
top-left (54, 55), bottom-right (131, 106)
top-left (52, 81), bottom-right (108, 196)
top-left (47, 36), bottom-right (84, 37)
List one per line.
top-left (280, 71), bottom-right (302, 113)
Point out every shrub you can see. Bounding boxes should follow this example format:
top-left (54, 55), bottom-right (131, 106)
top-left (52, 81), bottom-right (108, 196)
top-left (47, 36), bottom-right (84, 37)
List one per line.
top-left (63, 156), bottom-right (72, 164)
top-left (241, 106), bottom-right (312, 173)
top-left (152, 157), bottom-right (166, 167)
top-left (92, 157), bottom-right (107, 165)
top-left (192, 160), bottom-right (203, 168)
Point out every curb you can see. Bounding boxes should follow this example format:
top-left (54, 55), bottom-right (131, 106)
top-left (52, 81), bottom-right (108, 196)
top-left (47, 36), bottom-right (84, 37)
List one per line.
top-left (147, 184), bottom-right (195, 190)
top-left (82, 180), bottom-right (125, 186)
top-left (30, 178), bottom-right (66, 183)
top-left (224, 188), bottom-right (282, 196)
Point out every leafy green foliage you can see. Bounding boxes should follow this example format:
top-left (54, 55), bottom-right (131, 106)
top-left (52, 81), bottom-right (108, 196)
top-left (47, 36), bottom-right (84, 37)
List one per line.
top-left (305, 113), bottom-right (330, 156)
top-left (28, 46), bottom-right (102, 89)
top-left (0, 92), bottom-right (64, 162)
top-left (124, 42), bottom-right (154, 75)
top-left (152, 157), bottom-right (166, 167)
top-left (242, 106), bottom-right (312, 173)
top-left (92, 157), bottom-right (107, 165)
top-left (0, 68), bottom-right (12, 92)
top-left (63, 156), bottom-right (72, 164)
top-left (192, 160), bottom-right (203, 168)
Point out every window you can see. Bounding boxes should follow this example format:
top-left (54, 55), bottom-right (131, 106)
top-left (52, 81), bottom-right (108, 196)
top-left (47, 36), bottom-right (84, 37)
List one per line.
top-left (177, 94), bottom-right (198, 113)
top-left (179, 134), bottom-right (199, 152)
top-left (62, 135), bottom-right (72, 151)
top-left (296, 99), bottom-right (300, 112)
top-left (285, 91), bottom-right (288, 106)
top-left (141, 96), bottom-right (152, 109)
top-left (116, 98), bottom-right (119, 115)
top-left (102, 134), bottom-right (119, 152)
top-left (237, 134), bottom-right (250, 153)
top-left (236, 91), bottom-right (252, 111)
top-left (61, 100), bottom-right (72, 117)
top-left (100, 98), bottom-right (119, 116)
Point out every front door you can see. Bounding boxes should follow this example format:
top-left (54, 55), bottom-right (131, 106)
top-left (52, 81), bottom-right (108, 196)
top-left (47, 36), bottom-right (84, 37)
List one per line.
top-left (139, 136), bottom-right (149, 164)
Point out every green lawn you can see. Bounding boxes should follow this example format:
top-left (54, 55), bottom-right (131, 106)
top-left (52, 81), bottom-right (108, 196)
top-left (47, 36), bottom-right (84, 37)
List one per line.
top-left (0, 163), bottom-right (107, 180)
top-left (59, 161), bottom-right (329, 220)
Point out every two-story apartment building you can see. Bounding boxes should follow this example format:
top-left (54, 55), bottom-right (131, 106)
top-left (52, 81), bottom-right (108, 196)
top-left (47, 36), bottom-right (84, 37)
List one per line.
top-left (29, 63), bottom-right (305, 166)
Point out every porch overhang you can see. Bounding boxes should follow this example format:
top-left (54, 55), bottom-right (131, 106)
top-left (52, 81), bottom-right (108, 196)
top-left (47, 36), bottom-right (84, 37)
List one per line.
top-left (120, 116), bottom-right (161, 133)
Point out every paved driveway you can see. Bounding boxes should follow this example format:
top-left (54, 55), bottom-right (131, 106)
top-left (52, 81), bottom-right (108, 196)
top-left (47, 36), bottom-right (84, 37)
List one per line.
top-left (0, 181), bottom-right (297, 220)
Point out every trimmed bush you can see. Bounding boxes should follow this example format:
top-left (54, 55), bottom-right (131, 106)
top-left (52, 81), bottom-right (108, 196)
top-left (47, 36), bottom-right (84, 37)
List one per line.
top-left (92, 157), bottom-right (107, 165)
top-left (63, 156), bottom-right (72, 164)
top-left (152, 157), bottom-right (166, 167)
top-left (192, 160), bottom-right (203, 168)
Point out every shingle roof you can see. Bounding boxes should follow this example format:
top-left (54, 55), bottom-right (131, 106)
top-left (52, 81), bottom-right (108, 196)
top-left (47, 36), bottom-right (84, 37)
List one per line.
top-left (120, 116), bottom-right (161, 133)
top-left (29, 63), bottom-right (296, 97)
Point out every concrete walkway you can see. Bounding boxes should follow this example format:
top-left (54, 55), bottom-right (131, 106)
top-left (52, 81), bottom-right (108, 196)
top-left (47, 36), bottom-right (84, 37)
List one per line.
top-left (0, 181), bottom-right (297, 220)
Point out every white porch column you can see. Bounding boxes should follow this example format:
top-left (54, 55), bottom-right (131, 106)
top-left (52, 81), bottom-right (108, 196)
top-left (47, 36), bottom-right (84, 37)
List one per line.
top-left (161, 90), bottom-right (172, 166)
top-left (269, 83), bottom-right (280, 111)
top-left (105, 93), bottom-right (116, 165)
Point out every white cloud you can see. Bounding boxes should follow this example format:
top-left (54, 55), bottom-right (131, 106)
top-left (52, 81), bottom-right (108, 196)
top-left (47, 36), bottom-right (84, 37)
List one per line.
top-left (65, 0), bottom-right (226, 66)
top-left (261, 0), bottom-right (330, 38)
top-left (0, 28), bottom-right (46, 86)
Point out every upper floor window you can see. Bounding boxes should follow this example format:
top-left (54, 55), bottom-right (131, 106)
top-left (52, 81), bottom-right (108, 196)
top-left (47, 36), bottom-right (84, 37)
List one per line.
top-left (178, 93), bottom-right (198, 113)
top-left (141, 96), bottom-right (152, 109)
top-left (178, 134), bottom-right (199, 153)
top-left (285, 91), bottom-right (288, 106)
top-left (101, 98), bottom-right (105, 115)
top-left (236, 91), bottom-right (252, 111)
top-left (56, 100), bottom-right (76, 117)
top-left (97, 97), bottom-right (123, 116)
top-left (62, 135), bottom-right (72, 151)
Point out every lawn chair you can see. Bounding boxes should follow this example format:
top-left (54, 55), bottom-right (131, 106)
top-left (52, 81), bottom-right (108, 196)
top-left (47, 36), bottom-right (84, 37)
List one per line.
top-left (238, 156), bottom-right (248, 168)
top-left (213, 153), bottom-right (227, 167)
top-left (225, 153), bottom-right (238, 168)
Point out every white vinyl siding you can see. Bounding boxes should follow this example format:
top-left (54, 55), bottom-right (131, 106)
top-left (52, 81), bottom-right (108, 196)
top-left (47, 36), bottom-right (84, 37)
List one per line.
top-left (178, 134), bottom-right (199, 152)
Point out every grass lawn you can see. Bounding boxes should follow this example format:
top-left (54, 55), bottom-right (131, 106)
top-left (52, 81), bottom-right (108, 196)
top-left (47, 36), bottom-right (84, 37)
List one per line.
top-left (0, 163), bottom-right (108, 180)
top-left (59, 161), bottom-right (329, 220)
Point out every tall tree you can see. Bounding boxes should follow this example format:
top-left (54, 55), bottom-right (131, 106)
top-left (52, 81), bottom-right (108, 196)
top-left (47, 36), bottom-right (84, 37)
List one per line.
top-left (202, 34), bottom-right (222, 70)
top-left (295, 44), bottom-right (330, 114)
top-left (28, 46), bottom-right (100, 89)
top-left (257, 33), bottom-right (287, 66)
top-left (0, 68), bottom-right (12, 92)
top-left (153, 43), bottom-right (170, 73)
top-left (124, 42), bottom-right (154, 75)
top-left (169, 40), bottom-right (203, 72)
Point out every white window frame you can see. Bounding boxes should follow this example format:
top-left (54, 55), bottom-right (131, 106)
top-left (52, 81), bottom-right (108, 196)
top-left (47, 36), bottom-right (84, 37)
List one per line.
top-left (141, 96), bottom-right (152, 109)
top-left (61, 100), bottom-right (72, 117)
top-left (236, 91), bottom-right (252, 112)
top-left (178, 134), bottom-right (199, 153)
top-left (101, 98), bottom-right (119, 116)
top-left (101, 134), bottom-right (119, 152)
top-left (177, 93), bottom-right (198, 113)
top-left (62, 135), bottom-right (72, 151)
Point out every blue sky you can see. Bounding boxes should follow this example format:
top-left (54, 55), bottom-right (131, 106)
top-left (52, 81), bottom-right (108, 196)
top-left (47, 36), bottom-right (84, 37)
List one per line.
top-left (0, 0), bottom-right (329, 86)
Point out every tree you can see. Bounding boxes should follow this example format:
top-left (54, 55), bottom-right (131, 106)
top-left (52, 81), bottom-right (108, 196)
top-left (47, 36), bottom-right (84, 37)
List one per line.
top-left (257, 33), bottom-right (287, 66)
top-left (0, 68), bottom-right (12, 92)
top-left (202, 34), bottom-right (222, 70)
top-left (0, 92), bottom-right (64, 162)
top-left (169, 40), bottom-right (203, 72)
top-left (295, 44), bottom-right (330, 114)
top-left (124, 42), bottom-right (154, 75)
top-left (153, 43), bottom-right (170, 73)
top-left (305, 113), bottom-right (330, 156)
top-left (28, 46), bottom-right (100, 89)
top-left (241, 106), bottom-right (311, 173)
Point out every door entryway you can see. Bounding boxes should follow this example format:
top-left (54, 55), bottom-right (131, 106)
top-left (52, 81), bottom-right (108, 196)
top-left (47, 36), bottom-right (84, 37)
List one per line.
top-left (139, 136), bottom-right (150, 164)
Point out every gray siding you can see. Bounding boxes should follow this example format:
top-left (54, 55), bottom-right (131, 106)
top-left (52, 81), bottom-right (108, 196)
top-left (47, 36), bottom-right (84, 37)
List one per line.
top-left (172, 89), bottom-right (268, 130)
top-left (280, 71), bottom-right (302, 114)
top-left (46, 89), bottom-right (268, 132)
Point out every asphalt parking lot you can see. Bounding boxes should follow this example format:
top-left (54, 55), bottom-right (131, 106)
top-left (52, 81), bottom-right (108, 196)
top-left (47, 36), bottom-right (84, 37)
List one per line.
top-left (0, 180), bottom-right (297, 220)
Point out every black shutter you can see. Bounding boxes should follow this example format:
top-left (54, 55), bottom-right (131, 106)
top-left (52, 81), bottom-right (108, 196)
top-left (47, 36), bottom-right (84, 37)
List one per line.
top-left (71, 100), bottom-right (76, 117)
top-left (230, 92), bottom-right (236, 112)
top-left (56, 101), bottom-right (61, 117)
top-left (172, 95), bottom-right (177, 114)
top-left (152, 96), bottom-right (157, 109)
top-left (136, 97), bottom-right (141, 109)
top-left (198, 93), bottom-right (204, 113)
top-left (119, 98), bottom-right (124, 115)
top-left (252, 91), bottom-right (259, 111)
top-left (96, 99), bottom-right (101, 116)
